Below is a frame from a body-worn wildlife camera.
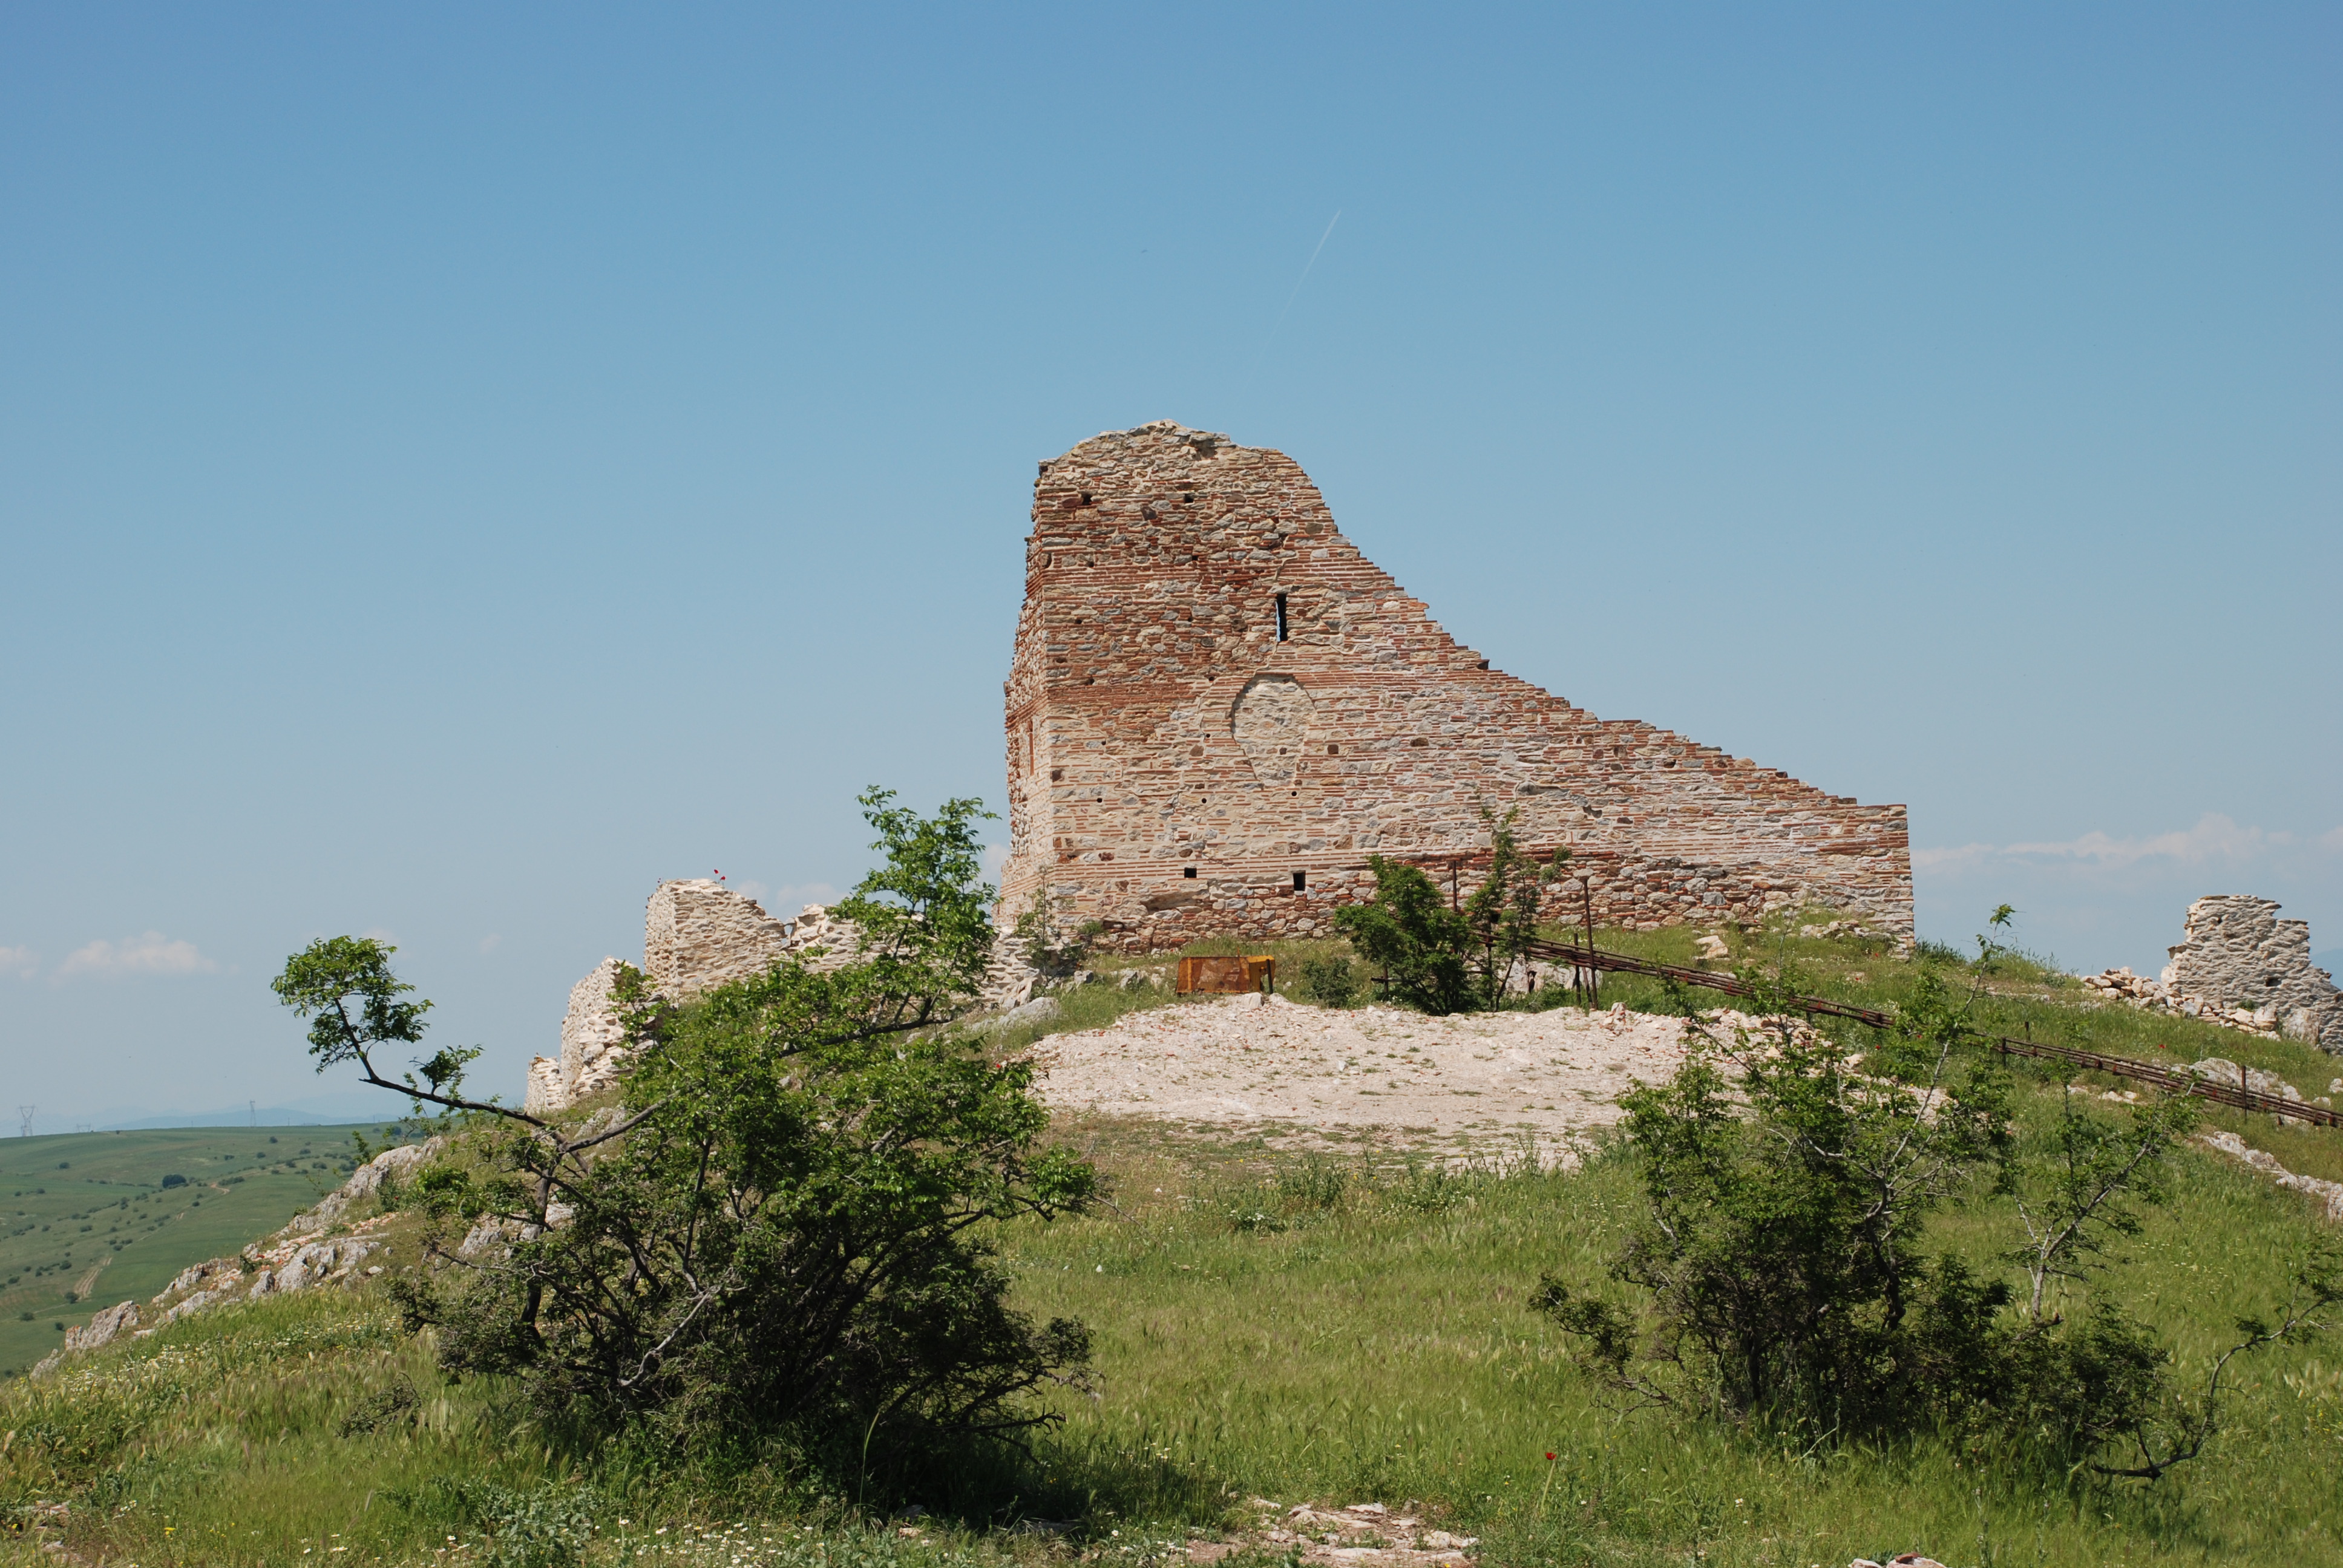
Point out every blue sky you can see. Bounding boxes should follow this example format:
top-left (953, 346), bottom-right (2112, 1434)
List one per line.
top-left (2, 3), bottom-right (2336, 1128)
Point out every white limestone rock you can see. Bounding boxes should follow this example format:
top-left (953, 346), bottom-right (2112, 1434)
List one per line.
top-left (281, 1136), bottom-right (444, 1236)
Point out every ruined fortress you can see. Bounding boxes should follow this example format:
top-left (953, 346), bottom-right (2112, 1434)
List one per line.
top-left (996, 422), bottom-right (1913, 950)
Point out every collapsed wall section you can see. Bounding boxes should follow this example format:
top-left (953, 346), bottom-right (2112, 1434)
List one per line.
top-left (996, 420), bottom-right (1913, 950)
top-left (526, 882), bottom-right (870, 1112)
top-left (2164, 895), bottom-right (2343, 1051)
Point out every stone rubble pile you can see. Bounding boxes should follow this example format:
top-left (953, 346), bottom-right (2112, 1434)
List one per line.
top-left (2082, 966), bottom-right (2287, 1037)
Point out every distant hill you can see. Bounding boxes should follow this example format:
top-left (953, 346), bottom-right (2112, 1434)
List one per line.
top-left (100, 1105), bottom-right (388, 1131)
top-left (17, 1088), bottom-right (405, 1135)
top-left (0, 1124), bottom-right (401, 1377)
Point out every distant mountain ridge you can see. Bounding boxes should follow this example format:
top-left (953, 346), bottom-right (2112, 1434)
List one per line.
top-left (18, 1089), bottom-right (401, 1136)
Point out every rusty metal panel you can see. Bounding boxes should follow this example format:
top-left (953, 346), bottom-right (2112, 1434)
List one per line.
top-left (1176, 956), bottom-right (1276, 995)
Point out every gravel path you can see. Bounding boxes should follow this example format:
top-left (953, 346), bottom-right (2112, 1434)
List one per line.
top-left (1029, 992), bottom-right (1703, 1163)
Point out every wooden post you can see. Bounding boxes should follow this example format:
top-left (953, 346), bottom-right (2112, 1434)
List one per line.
top-left (1582, 878), bottom-right (1599, 1010)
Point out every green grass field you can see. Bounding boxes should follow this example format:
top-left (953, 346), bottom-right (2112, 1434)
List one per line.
top-left (7, 927), bottom-right (2343, 1566)
top-left (0, 1126), bottom-right (390, 1377)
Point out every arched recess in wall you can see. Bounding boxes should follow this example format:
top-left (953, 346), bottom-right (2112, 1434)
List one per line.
top-left (1231, 673), bottom-right (1316, 788)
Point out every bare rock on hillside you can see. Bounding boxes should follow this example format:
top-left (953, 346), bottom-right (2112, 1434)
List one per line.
top-left (281, 1136), bottom-right (444, 1237)
top-left (2186, 1057), bottom-right (2305, 1105)
top-left (971, 996), bottom-right (1062, 1036)
top-left (62, 1299), bottom-right (139, 1353)
top-left (30, 1139), bottom-right (446, 1376)
top-left (2195, 1130), bottom-right (2343, 1223)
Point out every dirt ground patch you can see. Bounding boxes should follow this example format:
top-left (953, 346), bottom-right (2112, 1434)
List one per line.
top-left (1028, 992), bottom-right (1705, 1164)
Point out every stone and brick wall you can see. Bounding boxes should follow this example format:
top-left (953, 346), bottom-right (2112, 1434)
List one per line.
top-left (996, 421), bottom-right (1913, 950)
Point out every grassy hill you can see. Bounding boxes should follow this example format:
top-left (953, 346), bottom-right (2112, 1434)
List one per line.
top-left (7, 930), bottom-right (2343, 1566)
top-left (0, 1125), bottom-right (394, 1376)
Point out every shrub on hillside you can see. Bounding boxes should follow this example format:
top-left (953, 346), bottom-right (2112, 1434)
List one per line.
top-left (278, 788), bottom-right (1098, 1480)
top-left (1333, 809), bottom-right (1565, 1013)
top-left (1536, 967), bottom-right (2342, 1477)
top-left (1294, 953), bottom-right (1360, 1007)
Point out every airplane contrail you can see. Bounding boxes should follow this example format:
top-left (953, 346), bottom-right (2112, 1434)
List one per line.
top-left (1239, 209), bottom-right (1342, 399)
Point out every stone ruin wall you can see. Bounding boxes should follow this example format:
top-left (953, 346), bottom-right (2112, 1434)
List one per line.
top-left (2164, 895), bottom-right (2343, 1051)
top-left (996, 422), bottom-right (1913, 952)
top-left (525, 881), bottom-right (869, 1112)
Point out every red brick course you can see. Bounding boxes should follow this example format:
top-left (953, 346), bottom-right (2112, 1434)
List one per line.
top-left (997, 422), bottom-right (1912, 950)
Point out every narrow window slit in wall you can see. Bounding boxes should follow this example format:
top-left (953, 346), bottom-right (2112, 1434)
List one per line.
top-left (1292, 870), bottom-right (1307, 892)
top-left (1274, 593), bottom-right (1289, 642)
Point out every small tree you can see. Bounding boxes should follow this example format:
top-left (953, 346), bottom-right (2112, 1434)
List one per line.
top-left (1332, 856), bottom-right (1472, 1014)
top-left (277, 788), bottom-right (1099, 1478)
top-left (1536, 967), bottom-right (2013, 1432)
top-left (1535, 959), bottom-right (2342, 1475)
top-left (1332, 814), bottom-right (1566, 1014)
top-left (1460, 807), bottom-right (1565, 1008)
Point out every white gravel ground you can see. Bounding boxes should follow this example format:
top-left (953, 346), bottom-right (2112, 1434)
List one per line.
top-left (1028, 991), bottom-right (1708, 1163)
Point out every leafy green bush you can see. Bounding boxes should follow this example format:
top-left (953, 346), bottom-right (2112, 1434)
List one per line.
top-left (1332, 811), bottom-right (1565, 1012)
top-left (283, 789), bottom-right (1100, 1483)
top-left (1293, 953), bottom-right (1360, 1007)
top-left (1535, 969), bottom-right (2341, 1477)
top-left (1332, 858), bottom-right (1472, 1013)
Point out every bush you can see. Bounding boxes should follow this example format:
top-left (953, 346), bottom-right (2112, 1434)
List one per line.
top-left (1536, 969), bottom-right (2342, 1477)
top-left (296, 788), bottom-right (1101, 1482)
top-left (1331, 812), bottom-right (1564, 1012)
top-left (1332, 858), bottom-right (1472, 1013)
top-left (158, 1174), bottom-right (186, 1189)
top-left (1294, 953), bottom-right (1360, 1007)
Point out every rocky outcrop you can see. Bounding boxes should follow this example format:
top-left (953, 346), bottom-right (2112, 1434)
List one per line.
top-left (280, 1137), bottom-right (444, 1236)
top-left (2196, 1129), bottom-right (2343, 1223)
top-left (61, 1299), bottom-right (139, 1354)
top-left (30, 1140), bottom-right (436, 1377)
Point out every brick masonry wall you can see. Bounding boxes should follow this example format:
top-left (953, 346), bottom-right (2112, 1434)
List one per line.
top-left (996, 421), bottom-right (1913, 951)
